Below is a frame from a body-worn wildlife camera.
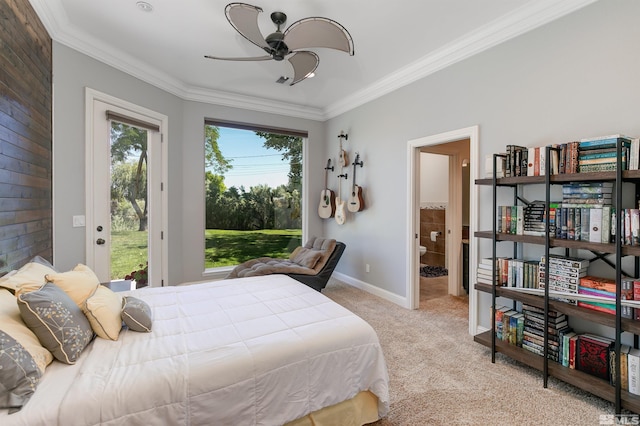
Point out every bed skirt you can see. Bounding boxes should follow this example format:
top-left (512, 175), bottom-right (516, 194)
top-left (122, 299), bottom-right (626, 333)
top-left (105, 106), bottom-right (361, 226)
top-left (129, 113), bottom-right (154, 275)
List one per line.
top-left (286, 391), bottom-right (380, 426)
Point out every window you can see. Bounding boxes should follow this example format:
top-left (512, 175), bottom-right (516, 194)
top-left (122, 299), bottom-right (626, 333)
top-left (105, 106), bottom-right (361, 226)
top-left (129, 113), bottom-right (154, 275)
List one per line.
top-left (204, 121), bottom-right (305, 269)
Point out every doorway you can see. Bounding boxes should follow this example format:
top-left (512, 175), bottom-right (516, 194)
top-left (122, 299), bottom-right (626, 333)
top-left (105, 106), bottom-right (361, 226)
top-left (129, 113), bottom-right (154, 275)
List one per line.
top-left (85, 89), bottom-right (168, 287)
top-left (407, 126), bottom-right (479, 332)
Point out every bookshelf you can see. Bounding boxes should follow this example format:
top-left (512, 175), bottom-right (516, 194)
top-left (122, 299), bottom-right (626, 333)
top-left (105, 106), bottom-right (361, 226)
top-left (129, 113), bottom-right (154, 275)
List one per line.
top-left (475, 143), bottom-right (640, 415)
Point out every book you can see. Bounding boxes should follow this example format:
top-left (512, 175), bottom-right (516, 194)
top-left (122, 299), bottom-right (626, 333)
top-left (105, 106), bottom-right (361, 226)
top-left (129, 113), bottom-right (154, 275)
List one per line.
top-left (629, 348), bottom-right (640, 395)
top-left (561, 331), bottom-right (577, 367)
top-left (576, 334), bottom-right (613, 380)
top-left (589, 207), bottom-right (602, 242)
top-left (611, 344), bottom-right (631, 389)
top-left (579, 135), bottom-right (632, 150)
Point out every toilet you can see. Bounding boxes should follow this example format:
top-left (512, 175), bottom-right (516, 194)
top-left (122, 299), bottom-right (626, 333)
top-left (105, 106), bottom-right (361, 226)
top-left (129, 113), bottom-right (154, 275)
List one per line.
top-left (419, 245), bottom-right (426, 256)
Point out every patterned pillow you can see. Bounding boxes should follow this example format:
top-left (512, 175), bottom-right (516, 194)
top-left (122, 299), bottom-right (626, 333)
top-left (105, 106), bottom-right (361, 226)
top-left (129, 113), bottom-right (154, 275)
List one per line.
top-left (83, 285), bottom-right (123, 340)
top-left (0, 289), bottom-right (52, 375)
top-left (18, 283), bottom-right (94, 364)
top-left (0, 330), bottom-right (41, 414)
top-left (121, 296), bottom-right (152, 332)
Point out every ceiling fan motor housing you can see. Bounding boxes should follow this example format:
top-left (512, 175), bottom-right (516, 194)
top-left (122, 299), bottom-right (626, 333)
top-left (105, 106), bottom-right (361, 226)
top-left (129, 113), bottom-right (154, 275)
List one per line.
top-left (265, 31), bottom-right (288, 60)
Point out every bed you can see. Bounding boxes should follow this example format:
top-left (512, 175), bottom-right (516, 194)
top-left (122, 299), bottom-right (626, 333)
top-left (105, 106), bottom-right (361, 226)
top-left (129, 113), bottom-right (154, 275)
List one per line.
top-left (1, 273), bottom-right (389, 425)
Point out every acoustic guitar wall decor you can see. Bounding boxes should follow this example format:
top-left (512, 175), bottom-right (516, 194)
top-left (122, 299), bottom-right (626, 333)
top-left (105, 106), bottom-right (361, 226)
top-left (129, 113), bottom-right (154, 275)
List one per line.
top-left (348, 153), bottom-right (364, 212)
top-left (337, 131), bottom-right (348, 167)
top-left (318, 159), bottom-right (335, 218)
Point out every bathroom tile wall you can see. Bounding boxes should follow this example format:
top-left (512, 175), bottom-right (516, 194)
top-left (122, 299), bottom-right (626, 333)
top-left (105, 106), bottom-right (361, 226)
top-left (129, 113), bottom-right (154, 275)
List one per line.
top-left (420, 207), bottom-right (446, 267)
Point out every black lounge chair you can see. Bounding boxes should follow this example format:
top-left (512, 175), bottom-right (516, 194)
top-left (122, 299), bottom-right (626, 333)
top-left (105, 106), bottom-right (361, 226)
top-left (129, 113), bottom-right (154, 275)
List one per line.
top-left (285, 242), bottom-right (345, 292)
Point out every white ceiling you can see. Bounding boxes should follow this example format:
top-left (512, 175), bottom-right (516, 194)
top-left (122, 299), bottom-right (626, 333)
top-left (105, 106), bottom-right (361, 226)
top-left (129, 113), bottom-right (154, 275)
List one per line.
top-left (29, 0), bottom-right (596, 120)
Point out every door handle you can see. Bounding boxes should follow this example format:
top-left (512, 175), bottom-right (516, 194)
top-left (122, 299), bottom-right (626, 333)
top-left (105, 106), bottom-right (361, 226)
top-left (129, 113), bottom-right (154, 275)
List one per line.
top-left (96, 238), bottom-right (105, 245)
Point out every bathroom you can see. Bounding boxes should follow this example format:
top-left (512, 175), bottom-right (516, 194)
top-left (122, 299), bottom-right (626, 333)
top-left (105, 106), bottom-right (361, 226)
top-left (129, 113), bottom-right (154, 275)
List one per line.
top-left (419, 153), bottom-right (448, 273)
top-left (419, 150), bottom-right (470, 289)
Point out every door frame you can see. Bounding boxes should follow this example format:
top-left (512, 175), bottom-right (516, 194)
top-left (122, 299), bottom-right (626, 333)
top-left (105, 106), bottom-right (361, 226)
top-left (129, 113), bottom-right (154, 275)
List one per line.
top-left (407, 125), bottom-right (479, 334)
top-left (84, 88), bottom-right (168, 286)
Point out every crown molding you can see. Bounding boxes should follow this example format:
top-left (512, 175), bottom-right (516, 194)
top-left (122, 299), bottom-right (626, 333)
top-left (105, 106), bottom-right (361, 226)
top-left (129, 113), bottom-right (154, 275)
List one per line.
top-left (27, 0), bottom-right (326, 121)
top-left (29, 0), bottom-right (596, 122)
top-left (323, 0), bottom-right (598, 119)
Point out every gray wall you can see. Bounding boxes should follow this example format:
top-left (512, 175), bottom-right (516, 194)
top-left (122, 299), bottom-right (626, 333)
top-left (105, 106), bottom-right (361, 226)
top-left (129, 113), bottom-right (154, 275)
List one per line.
top-left (323, 0), bottom-right (640, 326)
top-left (53, 1), bottom-right (640, 324)
top-left (53, 43), bottom-right (184, 285)
top-left (52, 43), bottom-right (324, 285)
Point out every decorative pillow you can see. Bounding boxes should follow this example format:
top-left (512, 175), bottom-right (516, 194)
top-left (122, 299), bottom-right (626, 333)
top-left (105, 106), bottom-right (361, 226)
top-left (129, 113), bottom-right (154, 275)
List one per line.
top-left (0, 330), bottom-right (41, 414)
top-left (0, 261), bottom-right (56, 294)
top-left (18, 283), bottom-right (94, 364)
top-left (289, 246), bottom-right (323, 269)
top-left (0, 289), bottom-right (52, 374)
top-left (43, 263), bottom-right (100, 307)
top-left (83, 285), bottom-right (123, 340)
top-left (121, 296), bottom-right (152, 332)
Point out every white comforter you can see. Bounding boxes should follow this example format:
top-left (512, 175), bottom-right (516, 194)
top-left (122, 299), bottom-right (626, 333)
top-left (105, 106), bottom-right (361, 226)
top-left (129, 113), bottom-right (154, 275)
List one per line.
top-left (3, 275), bottom-right (389, 425)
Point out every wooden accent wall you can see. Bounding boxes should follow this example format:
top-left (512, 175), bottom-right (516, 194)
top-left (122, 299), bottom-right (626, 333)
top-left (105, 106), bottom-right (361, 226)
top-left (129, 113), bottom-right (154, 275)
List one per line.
top-left (0, 0), bottom-right (52, 273)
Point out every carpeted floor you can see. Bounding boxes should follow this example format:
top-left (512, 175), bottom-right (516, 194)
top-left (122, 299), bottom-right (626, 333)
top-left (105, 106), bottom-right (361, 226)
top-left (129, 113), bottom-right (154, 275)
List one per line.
top-left (322, 277), bottom-right (616, 425)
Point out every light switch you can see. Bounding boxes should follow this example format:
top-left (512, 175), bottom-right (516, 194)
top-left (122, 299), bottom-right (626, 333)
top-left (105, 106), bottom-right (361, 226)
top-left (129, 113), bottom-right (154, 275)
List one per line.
top-left (72, 215), bottom-right (86, 227)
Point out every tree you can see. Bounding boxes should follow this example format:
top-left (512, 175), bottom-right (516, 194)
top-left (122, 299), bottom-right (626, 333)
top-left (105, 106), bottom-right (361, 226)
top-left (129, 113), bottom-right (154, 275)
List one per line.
top-left (205, 125), bottom-right (233, 175)
top-left (110, 123), bottom-right (148, 231)
top-left (255, 132), bottom-right (302, 191)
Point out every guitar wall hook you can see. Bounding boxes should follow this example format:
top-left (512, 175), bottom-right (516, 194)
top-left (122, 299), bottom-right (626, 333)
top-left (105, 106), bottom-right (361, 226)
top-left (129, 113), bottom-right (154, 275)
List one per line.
top-left (338, 131), bottom-right (349, 167)
top-left (337, 173), bottom-right (348, 179)
top-left (352, 153), bottom-right (364, 168)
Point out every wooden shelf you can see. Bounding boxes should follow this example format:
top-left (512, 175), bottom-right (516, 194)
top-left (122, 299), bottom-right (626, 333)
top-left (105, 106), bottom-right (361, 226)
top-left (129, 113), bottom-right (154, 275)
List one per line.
top-left (474, 330), bottom-right (640, 413)
top-left (475, 169), bottom-right (640, 186)
top-left (475, 283), bottom-right (640, 335)
top-left (474, 231), bottom-right (640, 256)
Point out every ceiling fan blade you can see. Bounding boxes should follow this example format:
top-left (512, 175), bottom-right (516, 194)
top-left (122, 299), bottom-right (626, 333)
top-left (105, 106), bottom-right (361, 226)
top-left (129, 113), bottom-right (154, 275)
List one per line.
top-left (225, 3), bottom-right (270, 50)
top-left (205, 55), bottom-right (272, 61)
top-left (284, 17), bottom-right (354, 55)
top-left (287, 51), bottom-right (319, 86)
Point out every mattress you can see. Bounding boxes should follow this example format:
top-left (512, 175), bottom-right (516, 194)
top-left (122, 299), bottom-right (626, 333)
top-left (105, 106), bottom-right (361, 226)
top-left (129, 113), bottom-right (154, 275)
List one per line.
top-left (2, 275), bottom-right (389, 425)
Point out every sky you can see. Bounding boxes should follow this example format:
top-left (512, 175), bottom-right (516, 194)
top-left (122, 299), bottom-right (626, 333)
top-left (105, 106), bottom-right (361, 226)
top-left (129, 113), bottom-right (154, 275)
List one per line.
top-left (213, 126), bottom-right (290, 189)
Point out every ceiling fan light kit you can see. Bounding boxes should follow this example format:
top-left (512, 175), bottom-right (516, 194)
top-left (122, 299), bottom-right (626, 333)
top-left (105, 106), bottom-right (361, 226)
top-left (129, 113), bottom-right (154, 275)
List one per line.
top-left (205, 2), bottom-right (354, 86)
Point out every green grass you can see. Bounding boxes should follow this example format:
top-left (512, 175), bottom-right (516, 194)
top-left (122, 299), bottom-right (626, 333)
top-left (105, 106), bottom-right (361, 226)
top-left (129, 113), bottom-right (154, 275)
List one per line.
top-left (110, 230), bottom-right (148, 280)
top-left (109, 229), bottom-right (302, 278)
top-left (205, 229), bottom-right (302, 268)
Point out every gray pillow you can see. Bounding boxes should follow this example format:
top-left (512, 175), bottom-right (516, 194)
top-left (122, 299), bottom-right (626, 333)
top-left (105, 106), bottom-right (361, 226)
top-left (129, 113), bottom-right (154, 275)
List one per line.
top-left (121, 296), bottom-right (152, 332)
top-left (18, 283), bottom-right (94, 364)
top-left (0, 330), bottom-right (41, 414)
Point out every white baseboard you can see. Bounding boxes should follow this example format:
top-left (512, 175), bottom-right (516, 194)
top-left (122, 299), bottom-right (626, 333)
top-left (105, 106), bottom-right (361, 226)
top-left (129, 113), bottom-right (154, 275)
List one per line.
top-left (332, 272), bottom-right (408, 308)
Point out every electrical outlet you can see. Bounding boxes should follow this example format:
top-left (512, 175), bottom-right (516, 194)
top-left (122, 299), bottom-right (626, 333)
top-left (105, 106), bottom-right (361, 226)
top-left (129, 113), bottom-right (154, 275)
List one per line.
top-left (365, 263), bottom-right (370, 273)
top-left (72, 215), bottom-right (85, 227)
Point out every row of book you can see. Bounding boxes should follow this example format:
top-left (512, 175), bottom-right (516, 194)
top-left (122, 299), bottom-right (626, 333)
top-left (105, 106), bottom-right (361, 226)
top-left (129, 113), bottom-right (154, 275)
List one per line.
top-left (493, 303), bottom-right (640, 390)
top-left (480, 254), bottom-right (640, 319)
top-left (485, 135), bottom-right (639, 178)
top-left (538, 255), bottom-right (588, 305)
top-left (494, 304), bottom-right (567, 363)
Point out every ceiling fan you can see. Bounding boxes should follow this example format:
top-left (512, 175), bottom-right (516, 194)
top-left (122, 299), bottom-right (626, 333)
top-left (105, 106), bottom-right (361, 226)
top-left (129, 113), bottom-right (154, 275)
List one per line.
top-left (205, 2), bottom-right (354, 86)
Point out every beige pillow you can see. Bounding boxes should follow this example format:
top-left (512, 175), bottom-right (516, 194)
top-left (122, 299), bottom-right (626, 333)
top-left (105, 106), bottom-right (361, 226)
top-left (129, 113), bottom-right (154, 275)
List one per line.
top-left (289, 247), bottom-right (323, 269)
top-left (0, 262), bottom-right (55, 294)
top-left (44, 264), bottom-right (100, 307)
top-left (83, 285), bottom-right (123, 340)
top-left (0, 289), bottom-right (53, 374)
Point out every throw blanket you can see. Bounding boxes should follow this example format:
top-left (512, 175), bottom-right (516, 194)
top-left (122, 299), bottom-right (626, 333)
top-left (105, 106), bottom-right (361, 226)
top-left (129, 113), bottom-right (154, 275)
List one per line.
top-left (226, 237), bottom-right (336, 278)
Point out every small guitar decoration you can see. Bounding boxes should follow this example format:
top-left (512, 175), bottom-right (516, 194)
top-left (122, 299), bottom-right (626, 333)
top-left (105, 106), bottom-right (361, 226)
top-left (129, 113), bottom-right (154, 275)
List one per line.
top-left (318, 159), bottom-right (335, 219)
top-left (348, 153), bottom-right (365, 212)
top-left (335, 171), bottom-right (348, 225)
top-left (338, 131), bottom-right (349, 167)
